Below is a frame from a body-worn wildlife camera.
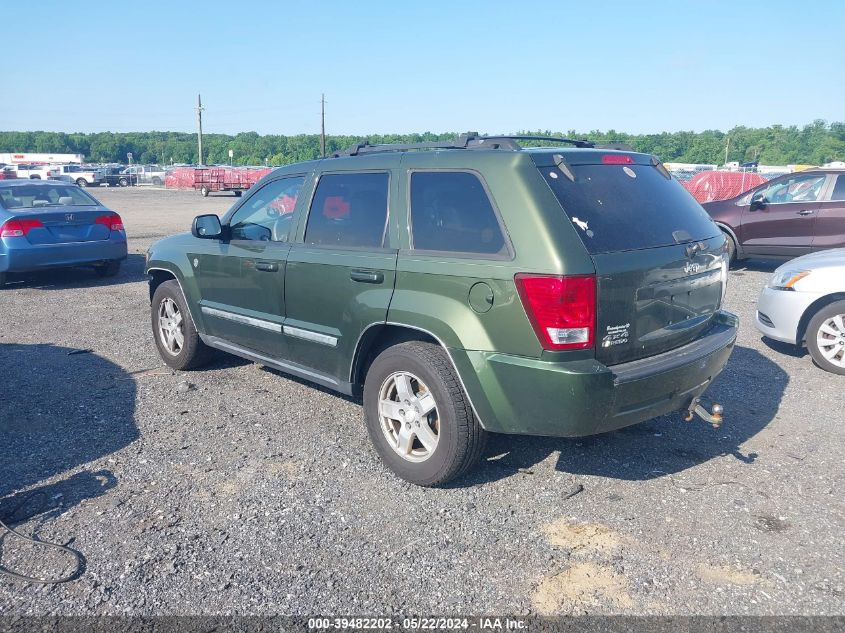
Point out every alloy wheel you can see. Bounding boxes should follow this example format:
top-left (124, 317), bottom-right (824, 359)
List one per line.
top-left (158, 297), bottom-right (185, 356)
top-left (378, 371), bottom-right (440, 463)
top-left (815, 314), bottom-right (845, 368)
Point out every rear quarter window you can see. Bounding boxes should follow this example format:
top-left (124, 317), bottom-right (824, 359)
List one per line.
top-left (410, 171), bottom-right (508, 257)
top-left (540, 163), bottom-right (720, 254)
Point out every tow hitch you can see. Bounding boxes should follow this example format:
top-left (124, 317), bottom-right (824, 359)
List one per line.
top-left (684, 398), bottom-right (724, 429)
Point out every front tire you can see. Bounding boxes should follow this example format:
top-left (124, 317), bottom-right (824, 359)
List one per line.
top-left (118, 177), bottom-right (129, 187)
top-left (151, 280), bottom-right (214, 370)
top-left (806, 300), bottom-right (845, 375)
top-left (363, 341), bottom-right (487, 486)
top-left (722, 230), bottom-right (737, 265)
top-left (200, 186), bottom-right (210, 197)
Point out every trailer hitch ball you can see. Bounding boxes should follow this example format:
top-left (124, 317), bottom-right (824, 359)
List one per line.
top-left (684, 399), bottom-right (724, 428)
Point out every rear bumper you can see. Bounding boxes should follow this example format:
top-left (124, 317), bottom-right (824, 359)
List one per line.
top-left (0, 238), bottom-right (127, 273)
top-left (452, 311), bottom-right (738, 437)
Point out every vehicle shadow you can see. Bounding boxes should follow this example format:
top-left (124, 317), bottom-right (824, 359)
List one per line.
top-left (730, 258), bottom-right (782, 274)
top-left (760, 336), bottom-right (808, 359)
top-left (0, 343), bottom-right (138, 522)
top-left (1, 253), bottom-right (147, 291)
top-left (457, 345), bottom-right (787, 486)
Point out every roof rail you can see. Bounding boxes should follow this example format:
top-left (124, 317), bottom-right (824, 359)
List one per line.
top-left (332, 134), bottom-right (596, 157)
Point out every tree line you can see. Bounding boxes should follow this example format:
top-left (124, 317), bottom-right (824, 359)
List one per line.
top-left (1, 120), bottom-right (842, 166)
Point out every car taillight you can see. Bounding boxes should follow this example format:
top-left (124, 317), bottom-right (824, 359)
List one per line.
top-left (515, 274), bottom-right (596, 350)
top-left (0, 218), bottom-right (44, 237)
top-left (601, 154), bottom-right (635, 165)
top-left (96, 213), bottom-right (124, 231)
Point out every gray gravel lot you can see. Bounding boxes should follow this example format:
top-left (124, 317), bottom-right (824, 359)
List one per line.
top-left (0, 187), bottom-right (842, 615)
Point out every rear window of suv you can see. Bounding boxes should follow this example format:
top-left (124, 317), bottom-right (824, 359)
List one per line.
top-left (539, 161), bottom-right (720, 254)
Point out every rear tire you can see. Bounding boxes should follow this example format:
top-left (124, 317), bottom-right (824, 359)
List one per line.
top-left (152, 177), bottom-right (162, 186)
top-left (151, 280), bottom-right (214, 370)
top-left (200, 186), bottom-right (210, 197)
top-left (806, 300), bottom-right (845, 375)
top-left (363, 341), bottom-right (487, 486)
top-left (76, 178), bottom-right (87, 187)
top-left (94, 260), bottom-right (121, 277)
top-left (118, 177), bottom-right (129, 187)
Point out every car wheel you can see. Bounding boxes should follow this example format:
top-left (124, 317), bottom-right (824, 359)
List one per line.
top-left (118, 177), bottom-right (129, 187)
top-left (76, 178), bottom-right (87, 187)
top-left (363, 341), bottom-right (487, 486)
top-left (152, 177), bottom-right (162, 186)
top-left (94, 260), bottom-right (121, 277)
top-left (200, 186), bottom-right (210, 197)
top-left (806, 300), bottom-right (845, 375)
top-left (234, 190), bottom-right (242, 197)
top-left (151, 280), bottom-right (214, 370)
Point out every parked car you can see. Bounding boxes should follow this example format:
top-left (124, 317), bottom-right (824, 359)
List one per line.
top-left (145, 135), bottom-right (737, 485)
top-left (0, 180), bottom-right (127, 286)
top-left (125, 165), bottom-right (166, 185)
top-left (50, 164), bottom-right (104, 187)
top-left (756, 248), bottom-right (845, 374)
top-left (0, 167), bottom-right (17, 180)
top-left (103, 166), bottom-right (138, 187)
top-left (703, 168), bottom-right (845, 263)
top-left (13, 164), bottom-right (56, 180)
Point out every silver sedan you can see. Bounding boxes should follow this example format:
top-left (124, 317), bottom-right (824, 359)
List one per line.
top-left (756, 248), bottom-right (845, 374)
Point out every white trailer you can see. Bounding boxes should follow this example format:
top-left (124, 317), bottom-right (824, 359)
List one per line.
top-left (0, 152), bottom-right (84, 165)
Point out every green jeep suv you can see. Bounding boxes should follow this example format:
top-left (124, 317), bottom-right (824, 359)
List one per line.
top-left (146, 136), bottom-right (737, 486)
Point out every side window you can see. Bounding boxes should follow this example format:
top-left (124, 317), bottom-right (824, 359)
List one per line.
top-left (830, 175), bottom-right (845, 201)
top-left (763, 174), bottom-right (826, 204)
top-left (229, 176), bottom-right (304, 242)
top-left (305, 172), bottom-right (389, 248)
top-left (410, 171), bottom-right (507, 256)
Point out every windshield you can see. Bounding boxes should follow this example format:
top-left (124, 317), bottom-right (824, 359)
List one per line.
top-left (0, 184), bottom-right (99, 209)
top-left (540, 163), bottom-right (720, 254)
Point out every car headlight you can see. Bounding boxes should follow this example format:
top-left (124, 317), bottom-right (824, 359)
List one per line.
top-left (769, 269), bottom-right (811, 290)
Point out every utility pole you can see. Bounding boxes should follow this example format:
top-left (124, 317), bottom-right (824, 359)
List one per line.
top-left (320, 93), bottom-right (326, 158)
top-left (724, 136), bottom-right (730, 167)
top-left (196, 94), bottom-right (204, 166)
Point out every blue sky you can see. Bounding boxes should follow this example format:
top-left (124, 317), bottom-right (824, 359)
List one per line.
top-left (3, 0), bottom-right (843, 135)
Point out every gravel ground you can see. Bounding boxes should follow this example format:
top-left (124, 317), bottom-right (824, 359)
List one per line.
top-left (0, 187), bottom-right (842, 616)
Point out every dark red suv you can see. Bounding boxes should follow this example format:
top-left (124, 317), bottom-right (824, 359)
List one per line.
top-left (703, 168), bottom-right (845, 263)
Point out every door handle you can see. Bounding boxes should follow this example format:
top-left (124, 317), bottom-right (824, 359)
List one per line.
top-left (796, 209), bottom-right (814, 216)
top-left (350, 269), bottom-right (384, 284)
top-left (255, 260), bottom-right (279, 272)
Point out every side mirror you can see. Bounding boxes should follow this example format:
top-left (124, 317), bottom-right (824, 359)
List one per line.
top-left (749, 192), bottom-right (767, 211)
top-left (192, 214), bottom-right (223, 239)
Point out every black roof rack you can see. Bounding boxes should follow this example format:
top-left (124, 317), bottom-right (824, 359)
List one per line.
top-left (332, 134), bottom-right (595, 157)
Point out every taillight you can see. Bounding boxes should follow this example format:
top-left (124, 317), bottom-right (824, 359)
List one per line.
top-left (601, 154), bottom-right (635, 165)
top-left (0, 218), bottom-right (44, 237)
top-left (514, 274), bottom-right (596, 350)
top-left (96, 213), bottom-right (124, 231)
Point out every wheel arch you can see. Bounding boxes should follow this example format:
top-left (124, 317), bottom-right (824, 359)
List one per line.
top-left (349, 322), bottom-right (491, 430)
top-left (797, 293), bottom-right (845, 344)
top-left (715, 222), bottom-right (742, 259)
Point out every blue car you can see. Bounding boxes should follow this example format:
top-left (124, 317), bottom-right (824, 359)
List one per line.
top-left (0, 179), bottom-right (127, 287)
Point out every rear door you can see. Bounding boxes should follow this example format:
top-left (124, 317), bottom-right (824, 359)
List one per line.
top-left (283, 170), bottom-right (397, 383)
top-left (536, 153), bottom-right (726, 365)
top-left (812, 173), bottom-right (845, 250)
top-left (739, 172), bottom-right (826, 255)
top-left (191, 175), bottom-right (305, 357)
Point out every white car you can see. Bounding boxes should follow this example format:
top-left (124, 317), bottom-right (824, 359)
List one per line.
top-left (756, 248), bottom-right (845, 374)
